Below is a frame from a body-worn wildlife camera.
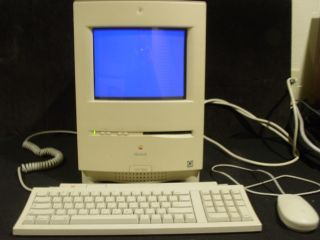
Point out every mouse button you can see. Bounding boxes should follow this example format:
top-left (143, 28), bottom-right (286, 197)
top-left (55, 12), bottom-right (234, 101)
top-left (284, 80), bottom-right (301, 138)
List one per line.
top-left (277, 194), bottom-right (297, 212)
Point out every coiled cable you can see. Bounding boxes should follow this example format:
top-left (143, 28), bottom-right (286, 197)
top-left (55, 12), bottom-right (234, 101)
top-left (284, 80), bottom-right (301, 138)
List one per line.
top-left (18, 130), bottom-right (77, 191)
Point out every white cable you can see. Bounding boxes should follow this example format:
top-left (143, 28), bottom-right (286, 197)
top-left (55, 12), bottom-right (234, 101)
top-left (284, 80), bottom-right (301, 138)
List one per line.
top-left (211, 164), bottom-right (320, 197)
top-left (17, 167), bottom-right (33, 192)
top-left (286, 78), bottom-right (299, 154)
top-left (211, 164), bottom-right (285, 196)
top-left (18, 130), bottom-right (77, 191)
top-left (297, 107), bottom-right (320, 154)
top-left (204, 78), bottom-right (300, 167)
top-left (205, 98), bottom-right (291, 140)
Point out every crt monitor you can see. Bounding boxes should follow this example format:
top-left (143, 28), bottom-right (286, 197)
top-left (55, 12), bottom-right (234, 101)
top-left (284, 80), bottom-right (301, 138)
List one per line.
top-left (74, 0), bottom-right (206, 183)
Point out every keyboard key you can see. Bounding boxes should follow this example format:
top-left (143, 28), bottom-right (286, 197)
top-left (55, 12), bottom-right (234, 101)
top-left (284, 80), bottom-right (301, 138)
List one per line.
top-left (173, 190), bottom-right (189, 195)
top-left (152, 191), bottom-right (162, 196)
top-left (139, 215), bottom-right (150, 224)
top-left (96, 203), bottom-right (106, 209)
top-left (105, 196), bottom-right (115, 202)
top-left (223, 194), bottom-right (232, 200)
top-left (227, 206), bottom-right (237, 212)
top-left (185, 214), bottom-right (196, 223)
top-left (31, 203), bottom-right (52, 209)
top-left (95, 197), bottom-right (104, 203)
top-left (174, 214), bottom-right (184, 223)
top-left (111, 191), bottom-right (120, 197)
top-left (137, 196), bottom-right (146, 202)
top-left (171, 201), bottom-right (192, 208)
top-left (134, 209), bottom-right (144, 215)
top-left (85, 203), bottom-right (95, 209)
top-left (145, 209), bottom-right (155, 215)
top-left (156, 208), bottom-right (166, 215)
top-left (101, 209), bottom-right (111, 215)
top-left (147, 196), bottom-right (157, 202)
top-left (212, 195), bottom-right (222, 201)
top-left (107, 203), bottom-right (117, 209)
top-left (78, 209), bottom-right (89, 215)
top-left (236, 200), bottom-right (245, 206)
top-left (161, 202), bottom-right (171, 208)
top-left (140, 202), bottom-right (149, 209)
top-left (70, 192), bottom-right (80, 197)
top-left (50, 215), bottom-right (70, 224)
top-left (162, 214), bottom-right (173, 223)
top-left (122, 191), bottom-right (131, 196)
top-left (35, 216), bottom-right (50, 224)
top-left (67, 209), bottom-right (78, 215)
top-left (116, 196), bottom-right (125, 202)
top-left (238, 206), bottom-right (252, 221)
top-left (204, 201), bottom-right (213, 207)
top-left (75, 203), bottom-right (84, 209)
top-left (158, 196), bottom-right (167, 202)
top-left (74, 197), bottom-right (83, 203)
top-left (118, 203), bottom-right (128, 209)
top-left (150, 202), bottom-right (160, 208)
top-left (229, 212), bottom-right (241, 222)
top-left (202, 195), bottom-right (211, 201)
top-left (126, 196), bottom-right (136, 202)
top-left (179, 195), bottom-right (191, 201)
top-left (141, 191), bottom-right (151, 196)
top-left (214, 201), bottom-right (224, 207)
top-left (90, 209), bottom-right (100, 215)
top-left (63, 197), bottom-right (72, 203)
top-left (64, 203), bottom-right (73, 209)
top-left (151, 214), bottom-right (161, 224)
top-left (28, 209), bottom-right (54, 215)
top-left (53, 203), bottom-right (63, 209)
top-left (216, 207), bottom-right (226, 213)
top-left (129, 202), bottom-right (138, 209)
top-left (59, 191), bottom-right (69, 197)
top-left (123, 209), bottom-right (133, 215)
top-left (56, 209), bottom-right (66, 215)
top-left (84, 197), bottom-right (93, 203)
top-left (233, 194), bottom-right (242, 200)
top-left (23, 216), bottom-right (35, 225)
top-left (70, 215), bottom-right (138, 224)
top-left (34, 197), bottom-right (51, 203)
top-left (90, 191), bottom-right (100, 196)
top-left (205, 207), bottom-right (215, 213)
top-left (36, 192), bottom-right (48, 197)
top-left (167, 208), bottom-right (193, 214)
top-left (207, 213), bottom-right (229, 222)
top-left (169, 196), bottom-right (178, 202)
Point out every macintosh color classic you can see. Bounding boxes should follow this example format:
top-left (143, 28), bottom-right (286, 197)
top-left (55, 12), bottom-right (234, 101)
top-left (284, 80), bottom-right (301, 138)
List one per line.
top-left (73, 0), bottom-right (206, 183)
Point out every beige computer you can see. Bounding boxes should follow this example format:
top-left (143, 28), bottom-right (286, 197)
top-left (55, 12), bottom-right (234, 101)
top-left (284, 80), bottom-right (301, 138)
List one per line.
top-left (73, 0), bottom-right (206, 183)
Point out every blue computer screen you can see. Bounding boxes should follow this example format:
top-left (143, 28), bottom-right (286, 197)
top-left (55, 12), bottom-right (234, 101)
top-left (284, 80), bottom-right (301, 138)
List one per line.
top-left (93, 28), bottom-right (186, 99)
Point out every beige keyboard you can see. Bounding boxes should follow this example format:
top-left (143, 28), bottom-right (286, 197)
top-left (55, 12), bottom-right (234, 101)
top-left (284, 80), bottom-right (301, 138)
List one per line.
top-left (13, 182), bottom-right (262, 235)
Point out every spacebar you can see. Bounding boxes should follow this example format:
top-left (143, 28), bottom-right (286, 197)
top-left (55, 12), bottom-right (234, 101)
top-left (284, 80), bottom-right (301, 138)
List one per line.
top-left (70, 215), bottom-right (139, 224)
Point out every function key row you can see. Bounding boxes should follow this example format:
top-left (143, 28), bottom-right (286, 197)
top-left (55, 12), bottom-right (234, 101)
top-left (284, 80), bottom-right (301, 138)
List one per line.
top-left (36, 190), bottom-right (190, 197)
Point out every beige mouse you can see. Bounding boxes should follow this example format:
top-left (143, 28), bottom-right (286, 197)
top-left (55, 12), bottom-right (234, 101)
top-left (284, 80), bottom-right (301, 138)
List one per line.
top-left (277, 194), bottom-right (319, 232)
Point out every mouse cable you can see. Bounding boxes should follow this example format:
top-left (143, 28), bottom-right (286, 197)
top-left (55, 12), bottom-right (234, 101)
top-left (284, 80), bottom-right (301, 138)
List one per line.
top-left (17, 130), bottom-right (77, 191)
top-left (297, 105), bottom-right (320, 155)
top-left (211, 164), bottom-right (320, 197)
top-left (299, 100), bottom-right (320, 117)
top-left (204, 78), bottom-right (300, 167)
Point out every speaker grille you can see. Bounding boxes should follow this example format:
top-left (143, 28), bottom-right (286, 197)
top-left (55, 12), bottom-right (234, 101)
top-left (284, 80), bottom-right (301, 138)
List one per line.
top-left (114, 172), bottom-right (168, 182)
